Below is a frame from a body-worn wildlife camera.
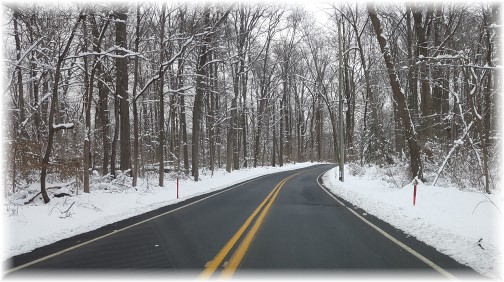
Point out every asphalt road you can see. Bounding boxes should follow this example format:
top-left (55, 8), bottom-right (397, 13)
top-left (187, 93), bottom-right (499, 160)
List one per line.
top-left (5, 164), bottom-right (480, 279)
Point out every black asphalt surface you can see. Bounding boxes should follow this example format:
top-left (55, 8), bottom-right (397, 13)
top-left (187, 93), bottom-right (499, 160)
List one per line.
top-left (5, 164), bottom-right (481, 279)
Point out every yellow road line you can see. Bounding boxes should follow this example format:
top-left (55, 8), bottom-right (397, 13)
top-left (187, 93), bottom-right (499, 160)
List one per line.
top-left (6, 174), bottom-right (271, 275)
top-left (200, 171), bottom-right (305, 279)
top-left (316, 171), bottom-right (456, 280)
top-left (220, 175), bottom-right (291, 278)
top-left (198, 178), bottom-right (286, 279)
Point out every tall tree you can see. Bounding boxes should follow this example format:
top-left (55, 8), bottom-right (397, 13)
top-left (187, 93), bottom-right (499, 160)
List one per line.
top-left (368, 4), bottom-right (424, 179)
top-left (82, 13), bottom-right (91, 193)
top-left (115, 4), bottom-right (131, 173)
top-left (13, 10), bottom-right (26, 126)
top-left (40, 12), bottom-right (83, 203)
top-left (158, 3), bottom-right (167, 187)
top-left (192, 7), bottom-right (211, 181)
top-left (132, 4), bottom-right (141, 187)
top-left (339, 5), bottom-right (390, 164)
top-left (253, 10), bottom-right (282, 167)
top-left (89, 13), bottom-right (111, 176)
top-left (192, 6), bottom-right (232, 181)
top-left (412, 5), bottom-right (434, 145)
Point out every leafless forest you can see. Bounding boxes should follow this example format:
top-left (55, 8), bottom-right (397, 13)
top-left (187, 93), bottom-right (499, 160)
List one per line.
top-left (3, 2), bottom-right (500, 203)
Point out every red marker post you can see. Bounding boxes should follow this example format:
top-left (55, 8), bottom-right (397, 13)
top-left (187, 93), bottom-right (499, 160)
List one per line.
top-left (413, 178), bottom-right (418, 206)
top-left (177, 178), bottom-right (179, 199)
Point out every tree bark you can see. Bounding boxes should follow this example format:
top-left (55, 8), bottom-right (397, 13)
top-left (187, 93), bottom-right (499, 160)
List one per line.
top-left (481, 9), bottom-right (493, 193)
top-left (177, 8), bottom-right (189, 175)
top-left (132, 4), bottom-right (141, 187)
top-left (180, 94), bottom-right (190, 175)
top-left (82, 14), bottom-right (91, 193)
top-left (115, 5), bottom-right (131, 173)
top-left (192, 8), bottom-right (211, 181)
top-left (13, 10), bottom-right (26, 125)
top-left (83, 12), bottom-right (111, 192)
top-left (405, 7), bottom-right (418, 117)
top-left (89, 14), bottom-right (111, 176)
top-left (158, 4), bottom-right (167, 187)
top-left (413, 6), bottom-right (433, 144)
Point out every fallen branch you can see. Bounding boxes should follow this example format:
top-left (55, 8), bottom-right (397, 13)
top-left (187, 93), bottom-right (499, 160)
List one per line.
top-left (477, 238), bottom-right (485, 250)
top-left (24, 181), bottom-right (75, 205)
top-left (24, 186), bottom-right (61, 205)
top-left (60, 202), bottom-right (75, 218)
top-left (472, 193), bottom-right (502, 216)
top-left (53, 192), bottom-right (72, 198)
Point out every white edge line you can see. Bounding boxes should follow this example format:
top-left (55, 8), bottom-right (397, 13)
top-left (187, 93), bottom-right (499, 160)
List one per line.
top-left (5, 174), bottom-right (272, 275)
top-left (315, 170), bottom-right (457, 280)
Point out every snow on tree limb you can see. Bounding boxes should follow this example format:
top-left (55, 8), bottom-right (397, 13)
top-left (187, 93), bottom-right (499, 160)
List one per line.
top-left (66, 46), bottom-right (147, 61)
top-left (134, 35), bottom-right (195, 101)
top-left (52, 123), bottom-right (74, 131)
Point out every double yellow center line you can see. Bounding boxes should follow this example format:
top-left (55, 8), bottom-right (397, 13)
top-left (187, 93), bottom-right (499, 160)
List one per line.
top-left (199, 172), bottom-right (301, 279)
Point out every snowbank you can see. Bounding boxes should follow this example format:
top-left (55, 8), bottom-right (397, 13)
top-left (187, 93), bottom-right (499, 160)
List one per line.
top-left (3, 162), bottom-right (319, 261)
top-left (322, 165), bottom-right (503, 279)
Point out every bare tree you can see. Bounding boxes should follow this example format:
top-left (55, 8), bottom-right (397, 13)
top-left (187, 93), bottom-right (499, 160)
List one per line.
top-left (158, 3), bottom-right (167, 187)
top-left (368, 4), bottom-right (424, 179)
top-left (115, 4), bottom-right (131, 173)
top-left (40, 12), bottom-right (83, 203)
top-left (192, 5), bottom-right (232, 181)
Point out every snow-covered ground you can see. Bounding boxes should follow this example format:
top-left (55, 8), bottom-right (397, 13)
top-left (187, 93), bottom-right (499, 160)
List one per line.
top-left (322, 164), bottom-right (503, 279)
top-left (3, 162), bottom-right (319, 261)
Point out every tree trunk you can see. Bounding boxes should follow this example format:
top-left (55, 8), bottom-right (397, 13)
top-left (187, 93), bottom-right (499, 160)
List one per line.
top-left (253, 29), bottom-right (273, 168)
top-left (82, 14), bottom-right (91, 193)
top-left (315, 100), bottom-right (322, 161)
top-left (110, 85), bottom-right (120, 177)
top-left (89, 14), bottom-right (111, 176)
top-left (406, 7), bottom-right (418, 117)
top-left (482, 9), bottom-right (493, 193)
top-left (180, 94), bottom-right (190, 175)
top-left (83, 12), bottom-right (111, 192)
top-left (272, 101), bottom-right (277, 167)
top-left (115, 5), bottom-right (131, 173)
top-left (192, 8), bottom-right (211, 181)
top-left (226, 99), bottom-right (234, 172)
top-left (13, 10), bottom-right (26, 125)
top-left (232, 55), bottom-right (241, 170)
top-left (239, 8), bottom-right (250, 169)
top-left (432, 6), bottom-right (444, 138)
top-left (208, 50), bottom-right (216, 172)
top-left (132, 4), bottom-right (141, 187)
top-left (176, 12), bottom-right (189, 175)
top-left (413, 7), bottom-right (433, 144)
top-left (158, 4), bottom-right (167, 187)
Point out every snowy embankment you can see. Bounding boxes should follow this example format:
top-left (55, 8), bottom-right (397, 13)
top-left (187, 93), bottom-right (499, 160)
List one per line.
top-left (3, 162), bottom-right (319, 261)
top-left (322, 165), bottom-right (503, 279)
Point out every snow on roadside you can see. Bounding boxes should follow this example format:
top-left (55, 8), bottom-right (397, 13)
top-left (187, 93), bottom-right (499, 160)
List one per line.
top-left (3, 162), bottom-right (319, 261)
top-left (322, 165), bottom-right (503, 279)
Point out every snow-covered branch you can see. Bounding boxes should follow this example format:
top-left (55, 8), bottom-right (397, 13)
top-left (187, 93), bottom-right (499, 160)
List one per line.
top-left (66, 46), bottom-right (147, 61)
top-left (134, 36), bottom-right (194, 101)
top-left (52, 123), bottom-right (75, 131)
